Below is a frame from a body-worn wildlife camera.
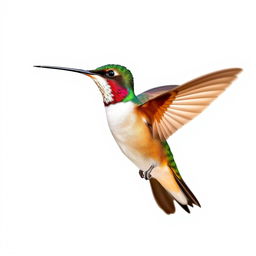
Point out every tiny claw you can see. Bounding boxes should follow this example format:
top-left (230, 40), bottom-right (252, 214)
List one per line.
top-left (145, 170), bottom-right (152, 180)
top-left (139, 165), bottom-right (154, 180)
top-left (139, 170), bottom-right (144, 178)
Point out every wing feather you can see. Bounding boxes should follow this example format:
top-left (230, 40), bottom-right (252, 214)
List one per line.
top-left (164, 111), bottom-right (190, 124)
top-left (137, 85), bottom-right (178, 104)
top-left (159, 118), bottom-right (170, 139)
top-left (161, 114), bottom-right (177, 134)
top-left (168, 108), bottom-right (198, 118)
top-left (170, 104), bottom-right (207, 113)
top-left (179, 77), bottom-right (234, 93)
top-left (139, 68), bottom-right (242, 140)
top-left (172, 98), bottom-right (216, 105)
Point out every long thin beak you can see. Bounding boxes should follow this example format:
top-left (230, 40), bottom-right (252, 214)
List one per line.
top-left (34, 65), bottom-right (95, 75)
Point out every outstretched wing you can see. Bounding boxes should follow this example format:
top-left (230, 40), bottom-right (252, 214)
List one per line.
top-left (137, 85), bottom-right (178, 104)
top-left (138, 68), bottom-right (242, 141)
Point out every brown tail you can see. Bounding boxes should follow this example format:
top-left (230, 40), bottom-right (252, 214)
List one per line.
top-left (149, 178), bottom-right (176, 214)
top-left (173, 174), bottom-right (201, 208)
top-left (150, 175), bottom-right (200, 214)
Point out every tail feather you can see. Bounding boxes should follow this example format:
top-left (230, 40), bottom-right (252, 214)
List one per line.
top-left (151, 166), bottom-right (200, 214)
top-left (150, 178), bottom-right (175, 214)
top-left (177, 202), bottom-right (190, 213)
top-left (173, 173), bottom-right (201, 207)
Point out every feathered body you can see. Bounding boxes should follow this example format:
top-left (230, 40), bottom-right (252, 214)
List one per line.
top-left (105, 101), bottom-right (189, 210)
top-left (35, 64), bottom-right (242, 214)
top-left (106, 101), bottom-right (165, 171)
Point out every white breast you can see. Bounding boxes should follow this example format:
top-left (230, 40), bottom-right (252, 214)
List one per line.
top-left (105, 101), bottom-right (152, 170)
top-left (105, 101), bottom-right (136, 142)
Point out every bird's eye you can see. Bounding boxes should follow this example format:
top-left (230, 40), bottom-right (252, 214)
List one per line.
top-left (106, 70), bottom-right (115, 77)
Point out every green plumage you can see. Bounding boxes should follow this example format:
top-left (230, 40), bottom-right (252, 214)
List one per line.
top-left (96, 64), bottom-right (134, 90)
top-left (161, 141), bottom-right (181, 179)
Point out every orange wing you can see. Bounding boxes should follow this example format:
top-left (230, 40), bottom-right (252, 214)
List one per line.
top-left (139, 68), bottom-right (242, 141)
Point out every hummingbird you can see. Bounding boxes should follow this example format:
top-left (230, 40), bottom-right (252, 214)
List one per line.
top-left (35, 64), bottom-right (242, 214)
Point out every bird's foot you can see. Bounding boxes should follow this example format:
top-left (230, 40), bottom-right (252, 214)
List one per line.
top-left (139, 170), bottom-right (146, 179)
top-left (139, 165), bottom-right (154, 180)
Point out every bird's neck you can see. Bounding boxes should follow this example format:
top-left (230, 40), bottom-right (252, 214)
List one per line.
top-left (91, 74), bottom-right (137, 106)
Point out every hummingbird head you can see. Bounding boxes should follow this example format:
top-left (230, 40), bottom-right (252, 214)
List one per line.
top-left (90, 64), bottom-right (135, 105)
top-left (34, 64), bottom-right (136, 106)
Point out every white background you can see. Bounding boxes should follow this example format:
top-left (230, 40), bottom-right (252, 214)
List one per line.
top-left (1, 0), bottom-right (256, 255)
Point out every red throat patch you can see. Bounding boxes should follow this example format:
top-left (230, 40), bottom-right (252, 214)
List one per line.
top-left (106, 79), bottom-right (128, 105)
